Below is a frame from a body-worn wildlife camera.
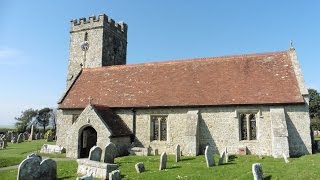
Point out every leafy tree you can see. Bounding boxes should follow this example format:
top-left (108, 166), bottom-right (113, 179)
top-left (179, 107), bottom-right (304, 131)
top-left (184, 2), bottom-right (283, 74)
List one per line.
top-left (36, 107), bottom-right (52, 135)
top-left (14, 109), bottom-right (38, 133)
top-left (309, 89), bottom-right (320, 131)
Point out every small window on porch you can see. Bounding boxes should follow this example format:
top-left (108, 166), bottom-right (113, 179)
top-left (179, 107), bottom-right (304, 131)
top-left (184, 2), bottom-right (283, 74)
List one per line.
top-left (239, 113), bottom-right (257, 141)
top-left (151, 115), bottom-right (167, 141)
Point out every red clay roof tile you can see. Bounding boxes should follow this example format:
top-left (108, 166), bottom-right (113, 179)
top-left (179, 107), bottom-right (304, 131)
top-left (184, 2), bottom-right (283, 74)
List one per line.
top-left (59, 50), bottom-right (304, 109)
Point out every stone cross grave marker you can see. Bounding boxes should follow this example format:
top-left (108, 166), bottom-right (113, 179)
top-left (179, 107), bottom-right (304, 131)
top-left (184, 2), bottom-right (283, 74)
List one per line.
top-left (135, 162), bottom-right (145, 173)
top-left (252, 163), bottom-right (263, 180)
top-left (176, 144), bottom-right (181, 162)
top-left (88, 146), bottom-right (102, 162)
top-left (104, 142), bottom-right (118, 163)
top-left (205, 145), bottom-right (214, 167)
top-left (159, 152), bottom-right (167, 170)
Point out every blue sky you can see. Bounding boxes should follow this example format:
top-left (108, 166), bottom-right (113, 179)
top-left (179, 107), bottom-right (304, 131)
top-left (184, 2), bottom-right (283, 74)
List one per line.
top-left (0, 1), bottom-right (319, 126)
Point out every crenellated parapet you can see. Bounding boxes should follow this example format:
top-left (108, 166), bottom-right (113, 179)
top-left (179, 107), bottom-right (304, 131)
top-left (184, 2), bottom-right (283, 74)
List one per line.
top-left (70, 14), bottom-right (128, 34)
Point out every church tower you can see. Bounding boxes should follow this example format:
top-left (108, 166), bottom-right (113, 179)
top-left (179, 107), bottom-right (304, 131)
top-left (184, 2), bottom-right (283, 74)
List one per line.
top-left (66, 14), bottom-right (128, 86)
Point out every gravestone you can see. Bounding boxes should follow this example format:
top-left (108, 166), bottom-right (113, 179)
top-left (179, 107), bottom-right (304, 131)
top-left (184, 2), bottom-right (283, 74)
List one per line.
top-left (76, 174), bottom-right (93, 180)
top-left (47, 134), bottom-right (53, 142)
top-left (176, 144), bottom-right (181, 162)
top-left (28, 153), bottom-right (42, 162)
top-left (135, 162), bottom-right (145, 173)
top-left (0, 140), bottom-right (4, 149)
top-left (17, 133), bottom-right (24, 143)
top-left (225, 147), bottom-right (229, 162)
top-left (24, 133), bottom-right (29, 141)
top-left (109, 170), bottom-right (121, 180)
top-left (28, 125), bottom-right (35, 141)
top-left (252, 163), bottom-right (263, 180)
top-left (17, 155), bottom-right (41, 180)
top-left (205, 145), bottom-right (214, 167)
top-left (88, 146), bottom-right (102, 162)
top-left (159, 152), bottom-right (167, 170)
top-left (11, 136), bottom-right (17, 143)
top-left (282, 153), bottom-right (289, 163)
top-left (154, 148), bottom-right (159, 155)
top-left (7, 131), bottom-right (12, 142)
top-left (104, 143), bottom-right (118, 163)
top-left (218, 151), bottom-right (226, 165)
top-left (40, 159), bottom-right (57, 180)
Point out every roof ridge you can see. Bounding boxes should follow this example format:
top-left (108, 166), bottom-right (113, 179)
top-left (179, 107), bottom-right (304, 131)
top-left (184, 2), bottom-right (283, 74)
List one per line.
top-left (83, 50), bottom-right (288, 71)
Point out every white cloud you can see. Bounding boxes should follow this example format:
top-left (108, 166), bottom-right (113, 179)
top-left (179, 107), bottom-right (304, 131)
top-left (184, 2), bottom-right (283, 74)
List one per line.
top-left (0, 47), bottom-right (27, 65)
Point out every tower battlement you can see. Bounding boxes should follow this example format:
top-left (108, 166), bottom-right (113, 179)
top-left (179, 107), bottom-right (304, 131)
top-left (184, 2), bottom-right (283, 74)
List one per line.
top-left (70, 14), bottom-right (128, 34)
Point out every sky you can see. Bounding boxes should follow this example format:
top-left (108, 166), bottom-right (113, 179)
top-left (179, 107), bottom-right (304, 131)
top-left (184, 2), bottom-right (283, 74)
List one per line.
top-left (0, 1), bottom-right (319, 126)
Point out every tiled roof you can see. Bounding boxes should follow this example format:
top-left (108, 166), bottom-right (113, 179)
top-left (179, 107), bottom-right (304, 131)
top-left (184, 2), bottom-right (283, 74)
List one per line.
top-left (93, 105), bottom-right (131, 137)
top-left (59, 50), bottom-right (304, 109)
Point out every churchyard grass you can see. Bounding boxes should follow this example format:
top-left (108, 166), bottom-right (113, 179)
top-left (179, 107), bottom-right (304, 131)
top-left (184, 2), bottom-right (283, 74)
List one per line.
top-left (0, 139), bottom-right (57, 167)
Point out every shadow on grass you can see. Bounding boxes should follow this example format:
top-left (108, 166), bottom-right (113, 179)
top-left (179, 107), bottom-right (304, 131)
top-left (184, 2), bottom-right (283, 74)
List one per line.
top-left (167, 166), bottom-right (181, 169)
top-left (181, 157), bottom-right (196, 162)
top-left (228, 155), bottom-right (237, 162)
top-left (218, 162), bottom-right (235, 166)
top-left (58, 176), bottom-right (74, 180)
top-left (264, 175), bottom-right (272, 180)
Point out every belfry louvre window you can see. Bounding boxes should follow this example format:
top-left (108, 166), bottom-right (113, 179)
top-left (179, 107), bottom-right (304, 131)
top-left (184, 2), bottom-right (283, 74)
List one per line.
top-left (151, 115), bottom-right (167, 141)
top-left (239, 113), bottom-right (257, 140)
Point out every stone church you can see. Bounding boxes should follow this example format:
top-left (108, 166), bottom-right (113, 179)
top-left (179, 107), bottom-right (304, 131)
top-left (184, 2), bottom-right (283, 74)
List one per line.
top-left (56, 14), bottom-right (312, 159)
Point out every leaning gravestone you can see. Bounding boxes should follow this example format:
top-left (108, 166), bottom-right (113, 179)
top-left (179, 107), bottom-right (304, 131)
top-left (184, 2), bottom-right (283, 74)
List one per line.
top-left (17, 155), bottom-right (42, 180)
top-left (88, 146), bottom-right (102, 162)
top-left (109, 170), bottom-right (121, 180)
top-left (135, 162), bottom-right (145, 173)
top-left (104, 142), bottom-right (118, 163)
top-left (17, 133), bottom-right (24, 143)
top-left (28, 125), bottom-right (35, 141)
top-left (176, 144), bottom-right (181, 162)
top-left (205, 145), bottom-right (214, 167)
top-left (40, 159), bottom-right (57, 180)
top-left (252, 163), bottom-right (263, 180)
top-left (159, 152), bottom-right (167, 170)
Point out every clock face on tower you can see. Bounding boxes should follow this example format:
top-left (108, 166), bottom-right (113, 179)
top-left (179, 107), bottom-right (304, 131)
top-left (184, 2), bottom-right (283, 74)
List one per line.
top-left (81, 41), bottom-right (89, 51)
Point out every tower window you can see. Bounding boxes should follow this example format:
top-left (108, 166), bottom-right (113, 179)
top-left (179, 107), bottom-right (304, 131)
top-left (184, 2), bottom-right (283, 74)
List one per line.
top-left (84, 32), bottom-right (88, 41)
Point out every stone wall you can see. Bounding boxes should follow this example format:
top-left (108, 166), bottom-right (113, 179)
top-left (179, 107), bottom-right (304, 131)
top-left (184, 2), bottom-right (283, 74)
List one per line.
top-left (57, 104), bottom-right (311, 158)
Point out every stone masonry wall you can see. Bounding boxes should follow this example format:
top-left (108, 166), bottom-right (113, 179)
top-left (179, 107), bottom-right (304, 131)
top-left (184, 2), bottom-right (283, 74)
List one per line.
top-left (57, 104), bottom-right (311, 158)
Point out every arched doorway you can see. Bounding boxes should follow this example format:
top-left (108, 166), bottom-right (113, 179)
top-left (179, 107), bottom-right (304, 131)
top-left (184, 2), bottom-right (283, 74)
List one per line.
top-left (79, 126), bottom-right (97, 158)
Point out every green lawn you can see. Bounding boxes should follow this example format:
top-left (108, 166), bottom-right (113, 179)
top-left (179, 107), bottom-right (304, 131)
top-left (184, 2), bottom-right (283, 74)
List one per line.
top-left (1, 140), bottom-right (320, 179)
top-left (0, 139), bottom-right (57, 167)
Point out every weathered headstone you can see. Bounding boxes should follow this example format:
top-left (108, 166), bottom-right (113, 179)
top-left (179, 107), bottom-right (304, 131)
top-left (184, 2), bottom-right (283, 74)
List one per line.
top-left (17, 133), bottom-right (24, 143)
top-left (135, 162), bottom-right (145, 173)
top-left (282, 153), bottom-right (289, 163)
top-left (0, 140), bottom-right (4, 149)
top-left (88, 146), bottom-right (102, 162)
top-left (159, 152), bottom-right (167, 170)
top-left (17, 156), bottom-right (42, 180)
top-left (252, 163), bottom-right (263, 180)
top-left (11, 136), bottom-right (17, 143)
top-left (218, 151), bottom-right (226, 165)
top-left (109, 170), bottom-right (121, 180)
top-left (47, 134), bottom-right (53, 142)
top-left (104, 143), bottom-right (118, 163)
top-left (225, 147), bottom-right (229, 162)
top-left (40, 159), bottom-right (57, 180)
top-left (28, 153), bottom-right (42, 162)
top-left (154, 148), bottom-right (159, 155)
top-left (28, 125), bottom-right (35, 141)
top-left (205, 145), bottom-right (214, 167)
top-left (176, 144), bottom-right (181, 162)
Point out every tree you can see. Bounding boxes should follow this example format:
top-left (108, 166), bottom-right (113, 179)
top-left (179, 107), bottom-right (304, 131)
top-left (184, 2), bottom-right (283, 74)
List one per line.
top-left (50, 108), bottom-right (57, 138)
top-left (309, 89), bottom-right (320, 131)
top-left (309, 89), bottom-right (320, 119)
top-left (14, 109), bottom-right (38, 133)
top-left (36, 108), bottom-right (52, 135)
